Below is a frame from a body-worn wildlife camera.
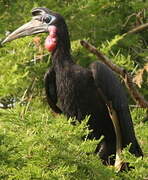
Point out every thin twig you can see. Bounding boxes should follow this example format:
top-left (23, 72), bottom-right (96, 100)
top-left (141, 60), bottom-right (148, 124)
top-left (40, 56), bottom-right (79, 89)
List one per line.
top-left (123, 13), bottom-right (136, 27)
top-left (129, 105), bottom-right (142, 108)
top-left (20, 78), bottom-right (36, 119)
top-left (123, 9), bottom-right (146, 28)
top-left (19, 77), bottom-right (36, 104)
top-left (26, 53), bottom-right (49, 64)
top-left (80, 40), bottom-right (148, 108)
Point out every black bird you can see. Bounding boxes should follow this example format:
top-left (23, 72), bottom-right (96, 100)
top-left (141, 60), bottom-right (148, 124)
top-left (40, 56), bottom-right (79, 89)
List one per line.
top-left (2, 7), bottom-right (143, 164)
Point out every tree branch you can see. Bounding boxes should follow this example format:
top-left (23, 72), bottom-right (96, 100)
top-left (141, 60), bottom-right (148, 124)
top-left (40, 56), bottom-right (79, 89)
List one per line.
top-left (80, 40), bottom-right (148, 108)
top-left (123, 23), bottom-right (148, 36)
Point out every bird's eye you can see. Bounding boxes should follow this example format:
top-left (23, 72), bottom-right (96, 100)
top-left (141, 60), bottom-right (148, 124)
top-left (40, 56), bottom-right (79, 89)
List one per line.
top-left (43, 15), bottom-right (52, 23)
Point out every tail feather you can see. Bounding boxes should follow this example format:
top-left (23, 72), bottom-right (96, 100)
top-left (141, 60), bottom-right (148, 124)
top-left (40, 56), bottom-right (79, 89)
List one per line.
top-left (117, 109), bottom-right (143, 157)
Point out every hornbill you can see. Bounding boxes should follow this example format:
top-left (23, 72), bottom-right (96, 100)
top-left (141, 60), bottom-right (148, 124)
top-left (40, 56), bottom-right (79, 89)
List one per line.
top-left (2, 7), bottom-right (143, 165)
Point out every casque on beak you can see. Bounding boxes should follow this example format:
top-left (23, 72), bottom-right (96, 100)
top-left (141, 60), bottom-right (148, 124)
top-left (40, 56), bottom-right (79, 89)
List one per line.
top-left (1, 18), bottom-right (48, 45)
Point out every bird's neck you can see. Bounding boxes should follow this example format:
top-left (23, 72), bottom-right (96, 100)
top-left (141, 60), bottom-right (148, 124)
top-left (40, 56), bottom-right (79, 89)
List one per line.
top-left (51, 22), bottom-right (74, 69)
top-left (51, 29), bottom-right (74, 69)
top-left (51, 44), bottom-right (73, 68)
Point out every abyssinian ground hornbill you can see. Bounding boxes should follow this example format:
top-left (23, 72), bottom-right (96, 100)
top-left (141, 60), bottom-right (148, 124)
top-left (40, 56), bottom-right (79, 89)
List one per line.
top-left (2, 7), bottom-right (143, 165)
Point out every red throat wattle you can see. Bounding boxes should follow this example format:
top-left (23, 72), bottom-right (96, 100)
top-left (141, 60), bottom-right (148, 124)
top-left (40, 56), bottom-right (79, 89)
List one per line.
top-left (45, 25), bottom-right (57, 52)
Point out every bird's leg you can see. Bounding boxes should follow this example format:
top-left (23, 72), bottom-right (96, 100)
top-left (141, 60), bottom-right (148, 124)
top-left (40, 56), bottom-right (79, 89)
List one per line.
top-left (95, 138), bottom-right (116, 165)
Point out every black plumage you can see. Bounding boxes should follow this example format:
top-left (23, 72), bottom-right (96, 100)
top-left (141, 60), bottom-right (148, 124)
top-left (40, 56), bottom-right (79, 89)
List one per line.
top-left (42, 8), bottom-right (143, 163)
top-left (2, 7), bottom-right (143, 165)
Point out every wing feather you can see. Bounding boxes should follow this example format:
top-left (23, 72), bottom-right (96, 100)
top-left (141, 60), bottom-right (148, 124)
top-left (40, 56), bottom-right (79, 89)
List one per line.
top-left (44, 67), bottom-right (62, 114)
top-left (90, 61), bottom-right (143, 157)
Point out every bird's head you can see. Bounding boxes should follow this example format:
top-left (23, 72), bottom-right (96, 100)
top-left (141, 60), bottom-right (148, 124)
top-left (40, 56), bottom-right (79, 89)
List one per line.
top-left (2, 7), bottom-right (70, 52)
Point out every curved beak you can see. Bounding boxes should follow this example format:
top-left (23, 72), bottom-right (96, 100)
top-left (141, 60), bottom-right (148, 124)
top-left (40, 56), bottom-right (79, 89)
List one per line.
top-left (1, 19), bottom-right (48, 45)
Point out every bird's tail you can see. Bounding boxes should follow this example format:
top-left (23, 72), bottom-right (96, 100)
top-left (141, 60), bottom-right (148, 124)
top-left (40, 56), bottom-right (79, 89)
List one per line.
top-left (117, 108), bottom-right (143, 157)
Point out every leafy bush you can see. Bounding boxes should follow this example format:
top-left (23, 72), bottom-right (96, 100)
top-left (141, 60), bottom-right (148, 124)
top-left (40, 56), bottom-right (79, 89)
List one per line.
top-left (0, 101), bottom-right (116, 180)
top-left (0, 0), bottom-right (147, 179)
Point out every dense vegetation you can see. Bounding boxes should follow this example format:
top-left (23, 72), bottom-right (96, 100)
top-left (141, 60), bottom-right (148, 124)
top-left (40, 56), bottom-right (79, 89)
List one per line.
top-left (0, 0), bottom-right (147, 179)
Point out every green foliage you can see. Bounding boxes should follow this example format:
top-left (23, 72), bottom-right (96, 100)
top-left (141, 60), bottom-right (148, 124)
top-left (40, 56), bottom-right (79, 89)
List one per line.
top-left (0, 0), bottom-right (147, 179)
top-left (0, 101), bottom-right (116, 180)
